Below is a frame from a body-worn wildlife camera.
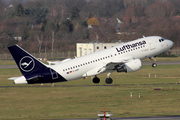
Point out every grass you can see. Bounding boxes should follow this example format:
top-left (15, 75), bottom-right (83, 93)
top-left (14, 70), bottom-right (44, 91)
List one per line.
top-left (0, 60), bottom-right (16, 65)
top-left (0, 59), bottom-right (180, 119)
top-left (0, 84), bottom-right (180, 119)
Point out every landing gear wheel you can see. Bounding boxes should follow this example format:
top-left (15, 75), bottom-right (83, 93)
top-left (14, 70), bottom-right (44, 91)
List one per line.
top-left (93, 77), bottom-right (100, 84)
top-left (152, 63), bottom-right (157, 68)
top-left (105, 78), bottom-right (113, 84)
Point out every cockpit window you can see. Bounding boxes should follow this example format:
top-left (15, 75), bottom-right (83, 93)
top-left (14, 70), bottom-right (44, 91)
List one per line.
top-left (159, 38), bottom-right (165, 42)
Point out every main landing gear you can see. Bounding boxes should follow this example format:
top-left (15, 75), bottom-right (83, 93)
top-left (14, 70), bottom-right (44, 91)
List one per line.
top-left (105, 78), bottom-right (113, 84)
top-left (92, 76), bottom-right (100, 83)
top-left (92, 71), bottom-right (113, 84)
top-left (149, 57), bottom-right (157, 68)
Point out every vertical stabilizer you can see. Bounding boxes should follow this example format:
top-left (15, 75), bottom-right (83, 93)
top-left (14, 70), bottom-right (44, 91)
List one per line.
top-left (8, 45), bottom-right (47, 77)
top-left (8, 45), bottom-right (67, 84)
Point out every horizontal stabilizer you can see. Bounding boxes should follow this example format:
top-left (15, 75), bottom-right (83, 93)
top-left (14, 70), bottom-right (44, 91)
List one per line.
top-left (8, 77), bottom-right (21, 80)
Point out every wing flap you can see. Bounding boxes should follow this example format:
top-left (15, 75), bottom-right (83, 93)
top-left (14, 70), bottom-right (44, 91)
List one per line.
top-left (106, 56), bottom-right (134, 70)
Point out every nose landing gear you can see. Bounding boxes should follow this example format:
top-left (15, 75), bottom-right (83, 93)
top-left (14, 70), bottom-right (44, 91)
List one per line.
top-left (149, 57), bottom-right (157, 68)
top-left (152, 63), bottom-right (157, 68)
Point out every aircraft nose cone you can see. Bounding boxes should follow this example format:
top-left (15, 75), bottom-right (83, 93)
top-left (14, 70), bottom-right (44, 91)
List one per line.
top-left (166, 39), bottom-right (174, 49)
top-left (168, 40), bottom-right (174, 48)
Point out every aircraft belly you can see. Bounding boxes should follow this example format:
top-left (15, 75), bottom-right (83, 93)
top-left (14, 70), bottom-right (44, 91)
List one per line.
top-left (61, 68), bottom-right (87, 81)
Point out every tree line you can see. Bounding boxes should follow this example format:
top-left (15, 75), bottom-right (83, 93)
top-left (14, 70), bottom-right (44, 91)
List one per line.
top-left (0, 0), bottom-right (179, 54)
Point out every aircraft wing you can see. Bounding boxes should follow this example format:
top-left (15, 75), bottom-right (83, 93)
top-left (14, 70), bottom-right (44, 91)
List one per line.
top-left (47, 58), bottom-right (73, 66)
top-left (47, 61), bottom-right (62, 65)
top-left (105, 56), bottom-right (134, 70)
top-left (83, 56), bottom-right (135, 77)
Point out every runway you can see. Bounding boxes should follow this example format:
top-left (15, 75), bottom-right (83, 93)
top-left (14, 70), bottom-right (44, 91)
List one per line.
top-left (53, 116), bottom-right (180, 120)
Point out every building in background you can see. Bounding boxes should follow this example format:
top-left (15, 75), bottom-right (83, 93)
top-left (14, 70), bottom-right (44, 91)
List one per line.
top-left (76, 42), bottom-right (123, 57)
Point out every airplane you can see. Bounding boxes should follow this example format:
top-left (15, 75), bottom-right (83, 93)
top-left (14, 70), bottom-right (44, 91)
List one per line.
top-left (8, 36), bottom-right (173, 84)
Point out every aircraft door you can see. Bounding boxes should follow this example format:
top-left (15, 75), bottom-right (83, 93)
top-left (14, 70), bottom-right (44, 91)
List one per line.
top-left (50, 69), bottom-right (58, 80)
top-left (148, 39), bottom-right (156, 50)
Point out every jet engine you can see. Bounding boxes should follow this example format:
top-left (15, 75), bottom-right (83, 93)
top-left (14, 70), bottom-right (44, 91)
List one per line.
top-left (116, 59), bottom-right (142, 73)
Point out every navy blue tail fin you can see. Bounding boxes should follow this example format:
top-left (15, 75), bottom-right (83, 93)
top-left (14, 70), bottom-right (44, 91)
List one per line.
top-left (8, 45), bottom-right (48, 77)
top-left (8, 45), bottom-right (67, 84)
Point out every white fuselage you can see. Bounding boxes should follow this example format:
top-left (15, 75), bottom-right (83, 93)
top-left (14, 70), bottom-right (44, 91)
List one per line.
top-left (50, 36), bottom-right (173, 81)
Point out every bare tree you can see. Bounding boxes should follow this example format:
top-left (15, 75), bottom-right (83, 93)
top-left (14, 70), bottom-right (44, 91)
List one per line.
top-left (89, 27), bottom-right (104, 42)
top-left (145, 2), bottom-right (175, 19)
top-left (60, 4), bottom-right (68, 20)
top-left (36, 32), bottom-right (43, 56)
top-left (45, 22), bottom-right (59, 53)
top-left (123, 0), bottom-right (148, 8)
top-left (98, 23), bottom-right (117, 42)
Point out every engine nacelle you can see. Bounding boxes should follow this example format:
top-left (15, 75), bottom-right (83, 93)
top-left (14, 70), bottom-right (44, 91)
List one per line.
top-left (117, 59), bottom-right (142, 73)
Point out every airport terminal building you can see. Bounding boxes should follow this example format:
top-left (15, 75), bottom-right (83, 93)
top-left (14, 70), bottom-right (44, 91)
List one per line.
top-left (76, 42), bottom-right (123, 57)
